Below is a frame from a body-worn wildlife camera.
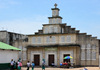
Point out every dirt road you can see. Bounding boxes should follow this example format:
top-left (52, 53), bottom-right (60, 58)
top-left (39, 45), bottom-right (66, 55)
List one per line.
top-left (22, 67), bottom-right (100, 70)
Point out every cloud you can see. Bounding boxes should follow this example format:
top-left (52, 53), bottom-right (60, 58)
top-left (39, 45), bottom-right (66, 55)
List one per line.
top-left (0, 15), bottom-right (48, 34)
top-left (0, 0), bottom-right (19, 8)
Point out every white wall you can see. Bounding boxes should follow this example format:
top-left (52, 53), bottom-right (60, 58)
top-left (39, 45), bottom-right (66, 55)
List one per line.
top-left (0, 50), bottom-right (19, 63)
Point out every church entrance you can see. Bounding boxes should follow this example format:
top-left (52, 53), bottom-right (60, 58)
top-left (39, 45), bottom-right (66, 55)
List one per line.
top-left (34, 55), bottom-right (40, 66)
top-left (63, 54), bottom-right (70, 63)
top-left (48, 54), bottom-right (54, 66)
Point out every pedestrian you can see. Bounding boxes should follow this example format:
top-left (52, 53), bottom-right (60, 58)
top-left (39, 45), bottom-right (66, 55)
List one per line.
top-left (18, 61), bottom-right (22, 70)
top-left (27, 61), bottom-right (31, 70)
top-left (42, 59), bottom-right (45, 70)
top-left (60, 62), bottom-right (63, 66)
top-left (20, 61), bottom-right (22, 70)
top-left (31, 61), bottom-right (35, 70)
top-left (13, 61), bottom-right (17, 70)
top-left (10, 59), bottom-right (14, 70)
top-left (17, 60), bottom-right (19, 70)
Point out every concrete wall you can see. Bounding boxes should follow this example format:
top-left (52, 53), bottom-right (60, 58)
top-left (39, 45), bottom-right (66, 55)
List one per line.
top-left (0, 50), bottom-right (19, 63)
top-left (14, 40), bottom-right (28, 65)
top-left (0, 31), bottom-right (7, 43)
top-left (77, 33), bottom-right (99, 66)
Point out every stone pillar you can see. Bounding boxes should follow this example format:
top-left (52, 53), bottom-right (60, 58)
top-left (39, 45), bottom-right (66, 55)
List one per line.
top-left (27, 48), bottom-right (31, 61)
top-left (73, 47), bottom-right (76, 65)
top-left (43, 48), bottom-right (45, 59)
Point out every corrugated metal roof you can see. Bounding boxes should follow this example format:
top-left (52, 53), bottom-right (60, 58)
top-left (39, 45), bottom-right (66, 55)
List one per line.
top-left (0, 42), bottom-right (21, 51)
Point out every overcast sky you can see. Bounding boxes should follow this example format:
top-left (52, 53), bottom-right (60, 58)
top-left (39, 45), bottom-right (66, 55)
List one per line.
top-left (0, 0), bottom-right (100, 39)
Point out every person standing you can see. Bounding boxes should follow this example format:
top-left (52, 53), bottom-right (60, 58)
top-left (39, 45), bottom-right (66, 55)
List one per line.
top-left (27, 61), bottom-right (31, 70)
top-left (18, 60), bottom-right (22, 70)
top-left (31, 61), bottom-right (35, 70)
top-left (13, 61), bottom-right (17, 70)
top-left (17, 60), bottom-right (20, 70)
top-left (10, 59), bottom-right (14, 70)
top-left (42, 59), bottom-right (45, 70)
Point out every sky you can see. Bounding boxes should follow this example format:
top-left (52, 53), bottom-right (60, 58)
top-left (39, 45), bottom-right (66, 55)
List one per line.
top-left (0, 0), bottom-right (100, 38)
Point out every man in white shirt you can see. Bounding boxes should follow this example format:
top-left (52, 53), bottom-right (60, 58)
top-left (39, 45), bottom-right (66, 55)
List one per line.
top-left (27, 61), bottom-right (31, 70)
top-left (10, 59), bottom-right (14, 70)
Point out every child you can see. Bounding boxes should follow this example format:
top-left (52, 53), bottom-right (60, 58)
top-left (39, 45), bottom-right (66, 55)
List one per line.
top-left (27, 61), bottom-right (31, 70)
top-left (31, 61), bottom-right (35, 70)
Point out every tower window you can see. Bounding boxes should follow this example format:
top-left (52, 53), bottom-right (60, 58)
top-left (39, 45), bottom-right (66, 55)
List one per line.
top-left (32, 37), bottom-right (36, 44)
top-left (53, 10), bottom-right (57, 16)
top-left (54, 27), bottom-right (58, 33)
top-left (46, 36), bottom-right (50, 44)
top-left (44, 27), bottom-right (48, 33)
top-left (66, 35), bottom-right (71, 43)
top-left (37, 37), bottom-right (41, 44)
top-left (51, 36), bottom-right (56, 43)
top-left (49, 26), bottom-right (53, 33)
top-left (61, 36), bottom-right (65, 43)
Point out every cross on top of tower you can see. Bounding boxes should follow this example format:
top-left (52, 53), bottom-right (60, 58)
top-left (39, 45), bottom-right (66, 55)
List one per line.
top-left (54, 3), bottom-right (57, 8)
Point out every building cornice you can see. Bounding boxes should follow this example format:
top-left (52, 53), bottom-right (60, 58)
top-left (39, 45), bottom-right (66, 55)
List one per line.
top-left (26, 44), bottom-right (80, 48)
top-left (48, 16), bottom-right (63, 19)
top-left (27, 33), bottom-right (77, 36)
top-left (43, 23), bottom-right (66, 26)
top-left (51, 8), bottom-right (60, 11)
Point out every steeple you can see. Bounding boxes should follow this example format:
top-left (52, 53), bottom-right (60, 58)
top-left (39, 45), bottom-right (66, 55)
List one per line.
top-left (48, 3), bottom-right (62, 24)
top-left (54, 3), bottom-right (57, 8)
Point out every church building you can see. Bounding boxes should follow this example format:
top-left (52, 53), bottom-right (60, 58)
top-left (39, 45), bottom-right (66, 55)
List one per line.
top-left (26, 4), bottom-right (99, 67)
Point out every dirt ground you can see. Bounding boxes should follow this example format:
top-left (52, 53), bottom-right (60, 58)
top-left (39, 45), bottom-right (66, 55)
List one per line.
top-left (22, 67), bottom-right (100, 70)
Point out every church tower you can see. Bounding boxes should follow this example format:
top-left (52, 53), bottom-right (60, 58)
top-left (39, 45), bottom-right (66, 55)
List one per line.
top-left (43, 3), bottom-right (65, 34)
top-left (48, 3), bottom-right (62, 24)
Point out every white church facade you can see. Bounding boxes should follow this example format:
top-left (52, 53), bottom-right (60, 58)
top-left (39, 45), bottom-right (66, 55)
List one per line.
top-left (19, 4), bottom-right (99, 66)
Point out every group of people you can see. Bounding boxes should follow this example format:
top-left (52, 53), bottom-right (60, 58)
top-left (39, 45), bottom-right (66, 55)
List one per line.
top-left (10, 59), bottom-right (45, 70)
top-left (60, 61), bottom-right (71, 66)
top-left (26, 59), bottom-right (45, 70)
top-left (11, 59), bottom-right (88, 70)
top-left (26, 61), bottom-right (35, 70)
top-left (10, 59), bottom-right (22, 70)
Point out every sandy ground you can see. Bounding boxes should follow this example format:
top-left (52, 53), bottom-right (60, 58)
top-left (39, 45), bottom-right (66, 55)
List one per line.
top-left (21, 67), bottom-right (100, 70)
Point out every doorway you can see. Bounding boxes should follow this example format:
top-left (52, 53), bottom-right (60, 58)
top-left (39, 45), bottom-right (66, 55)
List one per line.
top-left (34, 55), bottom-right (40, 66)
top-left (63, 54), bottom-right (70, 63)
top-left (48, 54), bottom-right (54, 66)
